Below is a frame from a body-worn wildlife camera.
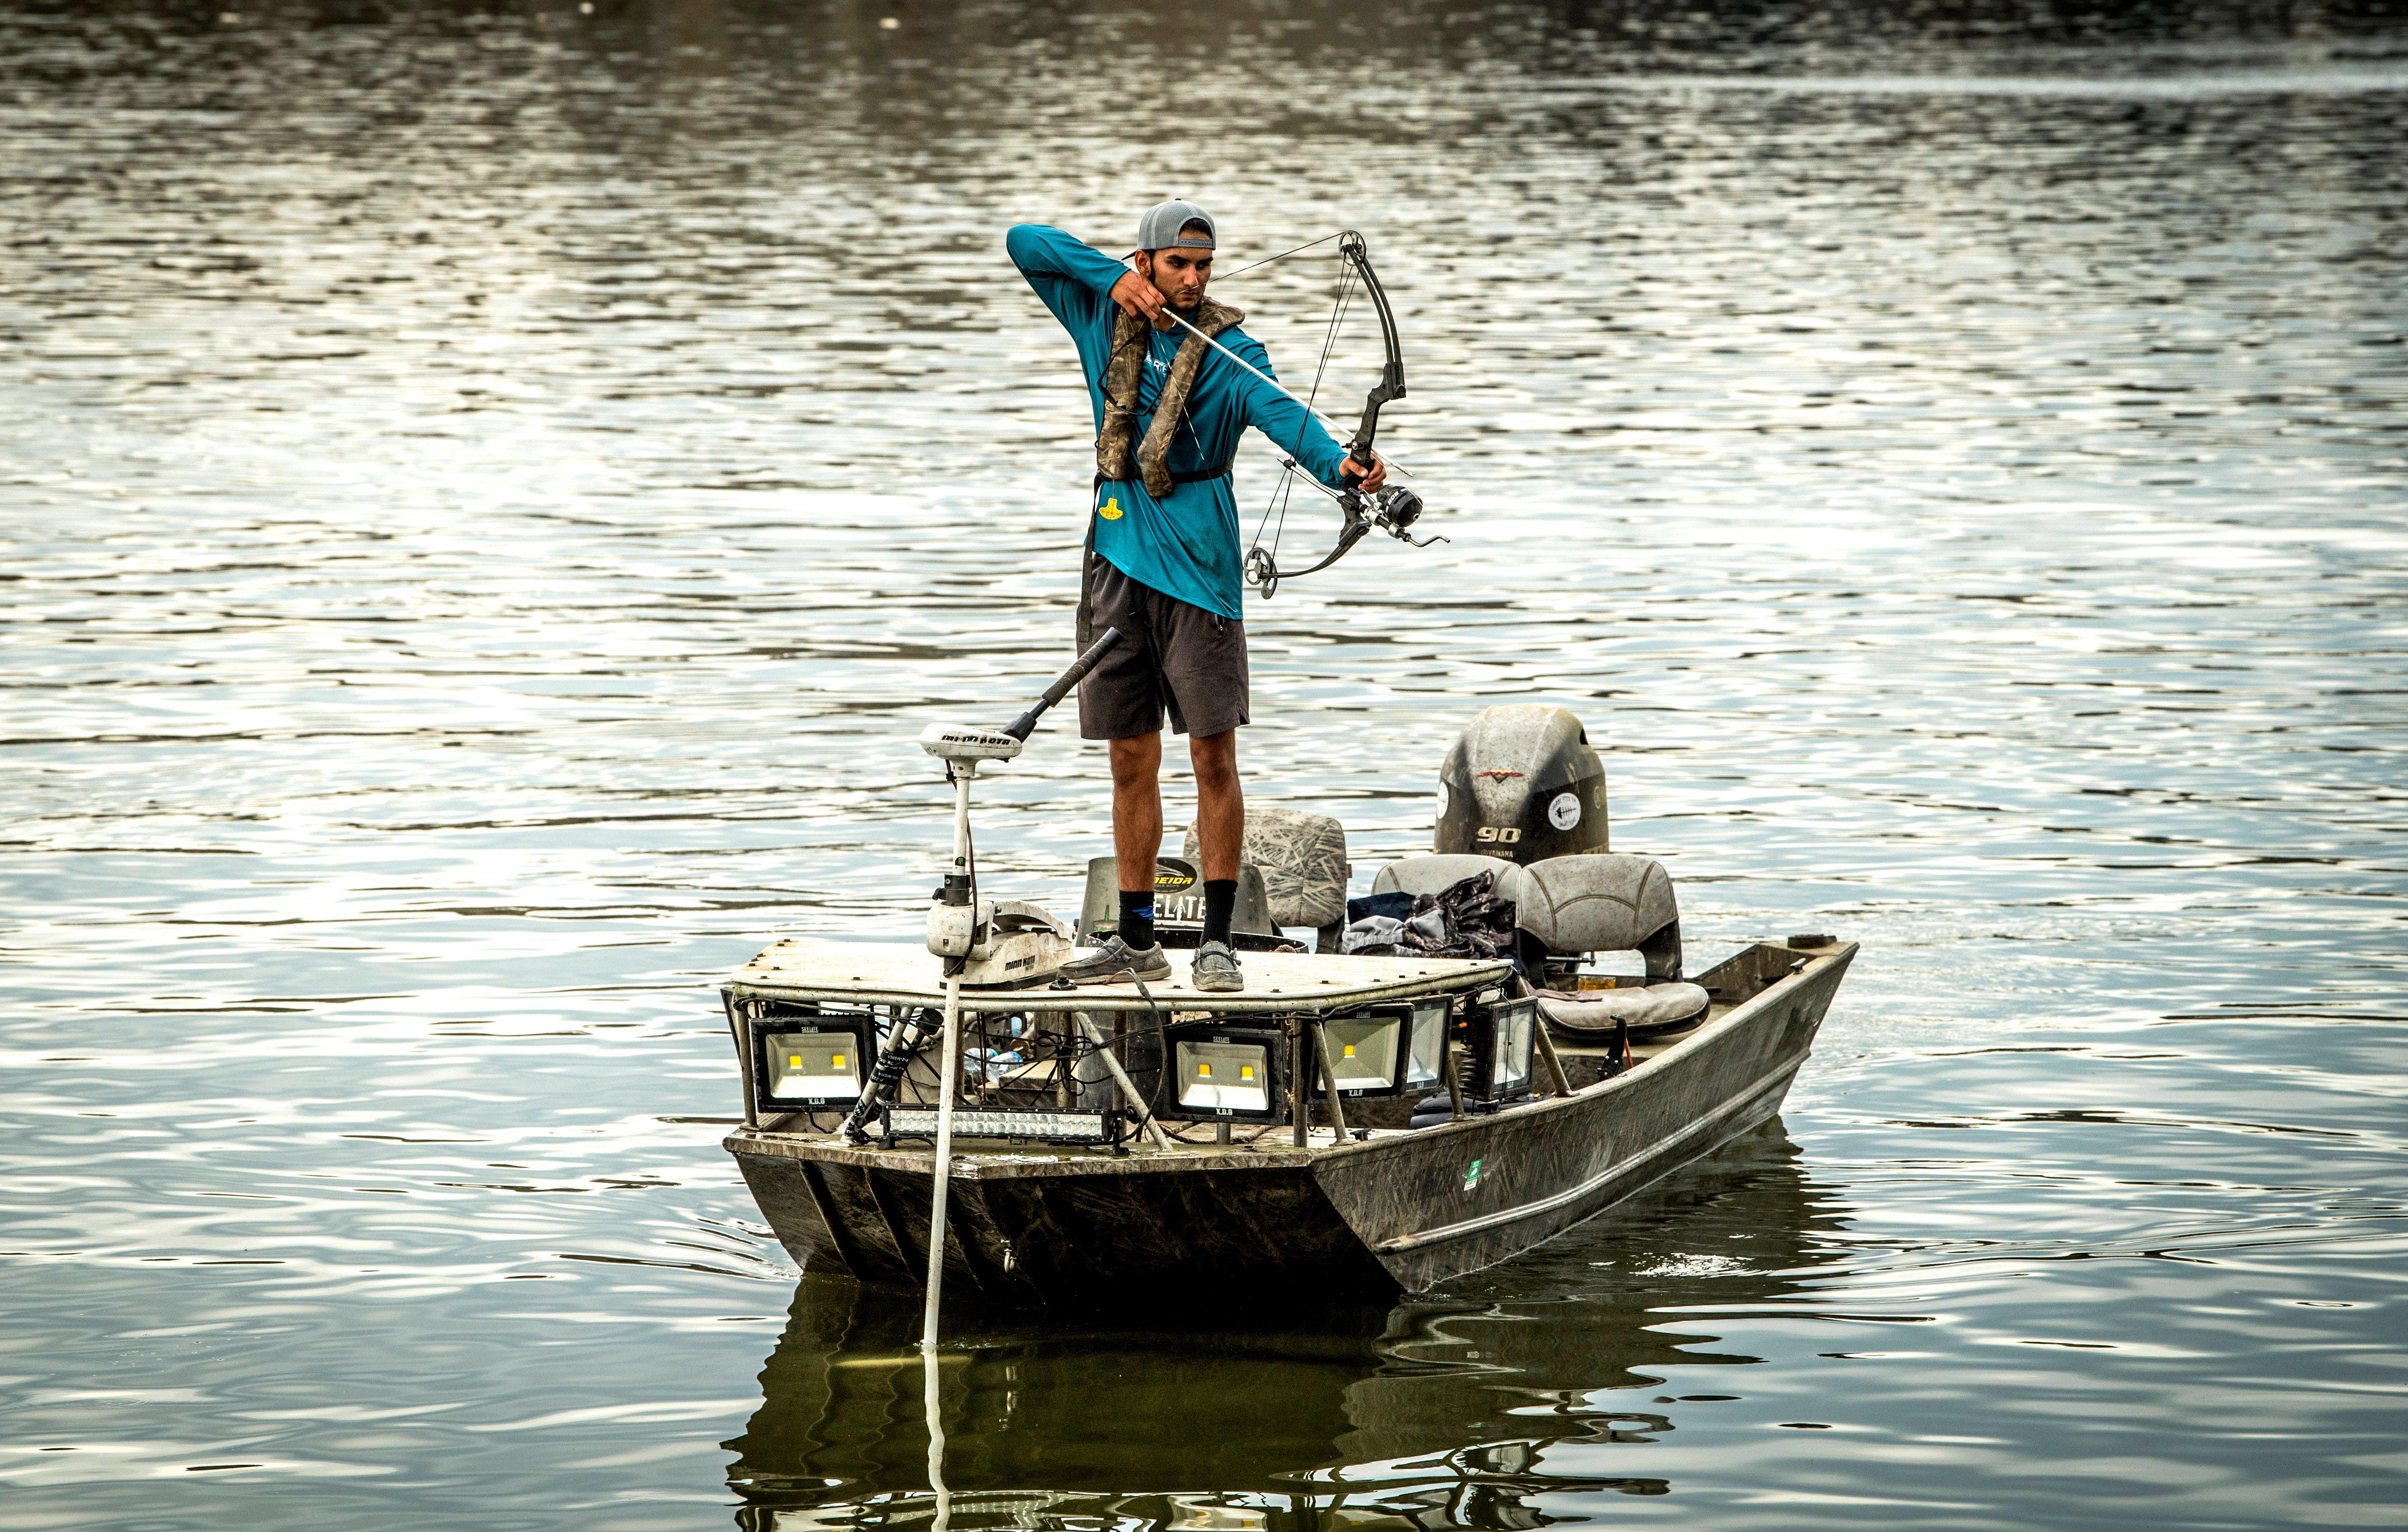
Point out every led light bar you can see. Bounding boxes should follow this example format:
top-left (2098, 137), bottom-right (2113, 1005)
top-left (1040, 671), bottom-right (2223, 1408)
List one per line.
top-left (880, 1107), bottom-right (1110, 1144)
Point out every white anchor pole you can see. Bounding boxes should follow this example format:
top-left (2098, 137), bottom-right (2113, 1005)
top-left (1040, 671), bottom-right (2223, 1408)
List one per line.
top-left (922, 766), bottom-right (973, 1354)
top-left (923, 971), bottom-right (962, 1345)
top-left (919, 769), bottom-right (970, 1519)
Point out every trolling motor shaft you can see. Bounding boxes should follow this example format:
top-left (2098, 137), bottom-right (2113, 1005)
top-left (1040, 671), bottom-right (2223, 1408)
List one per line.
top-left (837, 627), bottom-right (1124, 1148)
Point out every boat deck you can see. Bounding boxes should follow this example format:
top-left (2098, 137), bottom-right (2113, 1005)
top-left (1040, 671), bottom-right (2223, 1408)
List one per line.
top-left (725, 938), bottom-right (1516, 1014)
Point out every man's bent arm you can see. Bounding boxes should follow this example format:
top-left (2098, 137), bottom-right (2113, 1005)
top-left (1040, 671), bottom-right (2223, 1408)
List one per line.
top-left (1006, 224), bottom-right (1128, 333)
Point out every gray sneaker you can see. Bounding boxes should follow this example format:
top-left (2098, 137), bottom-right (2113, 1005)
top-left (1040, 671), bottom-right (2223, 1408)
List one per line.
top-left (1060, 933), bottom-right (1172, 987)
top-left (1191, 939), bottom-right (1244, 993)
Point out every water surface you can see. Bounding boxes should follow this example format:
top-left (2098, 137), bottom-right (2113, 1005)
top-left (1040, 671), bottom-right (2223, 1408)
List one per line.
top-left (3, 1), bottom-right (2405, 1527)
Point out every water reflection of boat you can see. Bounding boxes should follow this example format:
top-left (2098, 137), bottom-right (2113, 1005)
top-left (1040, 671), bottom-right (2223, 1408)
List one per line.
top-left (724, 1124), bottom-right (1846, 1524)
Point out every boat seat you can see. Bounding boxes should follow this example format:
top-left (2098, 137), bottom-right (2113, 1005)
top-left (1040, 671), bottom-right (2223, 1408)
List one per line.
top-left (1182, 806), bottom-right (1349, 953)
top-left (1513, 853), bottom-right (1684, 980)
top-left (1533, 982), bottom-right (1710, 1037)
top-left (1369, 853), bottom-right (1523, 900)
top-left (1078, 856), bottom-right (1285, 950)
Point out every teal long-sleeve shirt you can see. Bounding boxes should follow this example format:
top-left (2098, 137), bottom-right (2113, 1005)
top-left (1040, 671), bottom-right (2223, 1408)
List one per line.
top-left (1006, 223), bottom-right (1355, 619)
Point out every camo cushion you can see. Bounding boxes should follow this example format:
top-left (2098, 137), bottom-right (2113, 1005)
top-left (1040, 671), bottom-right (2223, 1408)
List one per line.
top-left (1181, 806), bottom-right (1348, 932)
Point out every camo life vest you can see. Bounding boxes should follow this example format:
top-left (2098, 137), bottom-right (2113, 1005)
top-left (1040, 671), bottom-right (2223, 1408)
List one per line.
top-left (1094, 297), bottom-right (1244, 497)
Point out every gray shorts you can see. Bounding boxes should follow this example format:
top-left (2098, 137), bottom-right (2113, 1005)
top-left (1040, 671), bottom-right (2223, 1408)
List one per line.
top-left (1078, 558), bottom-right (1250, 740)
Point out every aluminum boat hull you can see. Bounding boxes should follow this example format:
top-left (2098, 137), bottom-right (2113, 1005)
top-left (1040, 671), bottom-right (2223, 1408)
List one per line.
top-left (725, 940), bottom-right (1853, 1301)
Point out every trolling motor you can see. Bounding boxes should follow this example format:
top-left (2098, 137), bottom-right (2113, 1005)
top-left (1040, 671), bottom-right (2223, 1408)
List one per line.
top-left (917, 627), bottom-right (1133, 988)
top-left (837, 626), bottom-right (1124, 1148)
top-left (917, 710), bottom-right (1072, 990)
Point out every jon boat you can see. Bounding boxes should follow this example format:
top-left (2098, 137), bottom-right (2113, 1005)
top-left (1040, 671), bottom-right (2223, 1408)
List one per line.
top-left (717, 703), bottom-right (1856, 1304)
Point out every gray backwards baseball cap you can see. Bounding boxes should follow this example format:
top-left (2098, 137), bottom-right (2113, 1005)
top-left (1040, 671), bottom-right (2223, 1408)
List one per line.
top-left (1135, 200), bottom-right (1216, 253)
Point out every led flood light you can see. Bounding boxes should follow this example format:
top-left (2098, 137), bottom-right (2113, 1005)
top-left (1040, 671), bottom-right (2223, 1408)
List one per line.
top-left (1159, 1027), bottom-right (1286, 1122)
top-left (1467, 994), bottom-right (1537, 1099)
top-left (755, 1011), bottom-right (875, 1111)
top-left (1308, 1008), bottom-right (1411, 1098)
top-left (1405, 997), bottom-right (1451, 1091)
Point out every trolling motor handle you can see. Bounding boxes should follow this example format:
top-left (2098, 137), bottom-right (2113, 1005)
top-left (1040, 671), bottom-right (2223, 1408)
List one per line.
top-left (1001, 625), bottom-right (1123, 742)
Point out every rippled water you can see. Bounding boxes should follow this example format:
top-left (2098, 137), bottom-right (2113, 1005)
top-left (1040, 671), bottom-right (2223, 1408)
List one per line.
top-left (5, 0), bottom-right (2405, 1526)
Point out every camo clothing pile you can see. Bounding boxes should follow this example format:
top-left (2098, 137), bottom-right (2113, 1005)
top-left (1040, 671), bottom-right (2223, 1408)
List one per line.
top-left (1340, 871), bottom-right (1518, 959)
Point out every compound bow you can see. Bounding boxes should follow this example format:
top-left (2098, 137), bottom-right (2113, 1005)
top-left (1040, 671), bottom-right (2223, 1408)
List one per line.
top-left (1155, 230), bottom-right (1443, 599)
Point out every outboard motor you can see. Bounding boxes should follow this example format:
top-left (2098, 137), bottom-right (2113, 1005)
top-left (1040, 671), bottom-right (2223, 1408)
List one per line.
top-left (1434, 705), bottom-right (1609, 864)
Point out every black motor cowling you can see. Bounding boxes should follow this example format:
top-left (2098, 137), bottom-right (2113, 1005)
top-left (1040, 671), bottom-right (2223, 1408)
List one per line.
top-left (1433, 705), bottom-right (1609, 864)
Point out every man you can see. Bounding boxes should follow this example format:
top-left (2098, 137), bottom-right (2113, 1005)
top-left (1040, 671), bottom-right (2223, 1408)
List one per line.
top-left (1007, 202), bottom-right (1384, 992)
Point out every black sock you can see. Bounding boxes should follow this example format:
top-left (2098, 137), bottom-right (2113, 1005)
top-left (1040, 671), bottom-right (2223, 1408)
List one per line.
top-left (1117, 888), bottom-right (1155, 951)
top-left (1203, 879), bottom-right (1237, 946)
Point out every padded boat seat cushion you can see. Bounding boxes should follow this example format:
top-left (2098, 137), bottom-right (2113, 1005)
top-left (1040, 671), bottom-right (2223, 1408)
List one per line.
top-left (1371, 853), bottom-right (1522, 900)
top-left (1181, 806), bottom-right (1348, 932)
top-left (1534, 982), bottom-right (1710, 1034)
top-left (1513, 854), bottom-right (1676, 954)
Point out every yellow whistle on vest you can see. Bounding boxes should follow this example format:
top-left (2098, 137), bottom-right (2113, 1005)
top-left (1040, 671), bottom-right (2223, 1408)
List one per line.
top-left (1097, 496), bottom-right (1123, 521)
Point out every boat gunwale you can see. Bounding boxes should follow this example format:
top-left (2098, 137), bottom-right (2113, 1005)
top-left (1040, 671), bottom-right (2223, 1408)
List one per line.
top-left (1368, 1053), bottom-right (1803, 1252)
top-left (1303, 940), bottom-right (1851, 1160)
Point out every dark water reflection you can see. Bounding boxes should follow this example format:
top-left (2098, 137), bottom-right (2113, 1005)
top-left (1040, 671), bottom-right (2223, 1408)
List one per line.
top-left (4, 0), bottom-right (2406, 1527)
top-left (730, 1127), bottom-right (1837, 1518)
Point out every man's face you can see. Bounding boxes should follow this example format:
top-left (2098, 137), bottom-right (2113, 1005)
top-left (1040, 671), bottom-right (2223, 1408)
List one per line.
top-left (1138, 246), bottom-right (1212, 311)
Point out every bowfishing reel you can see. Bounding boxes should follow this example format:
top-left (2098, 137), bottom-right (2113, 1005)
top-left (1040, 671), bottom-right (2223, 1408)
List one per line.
top-left (1375, 486), bottom-right (1437, 543)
